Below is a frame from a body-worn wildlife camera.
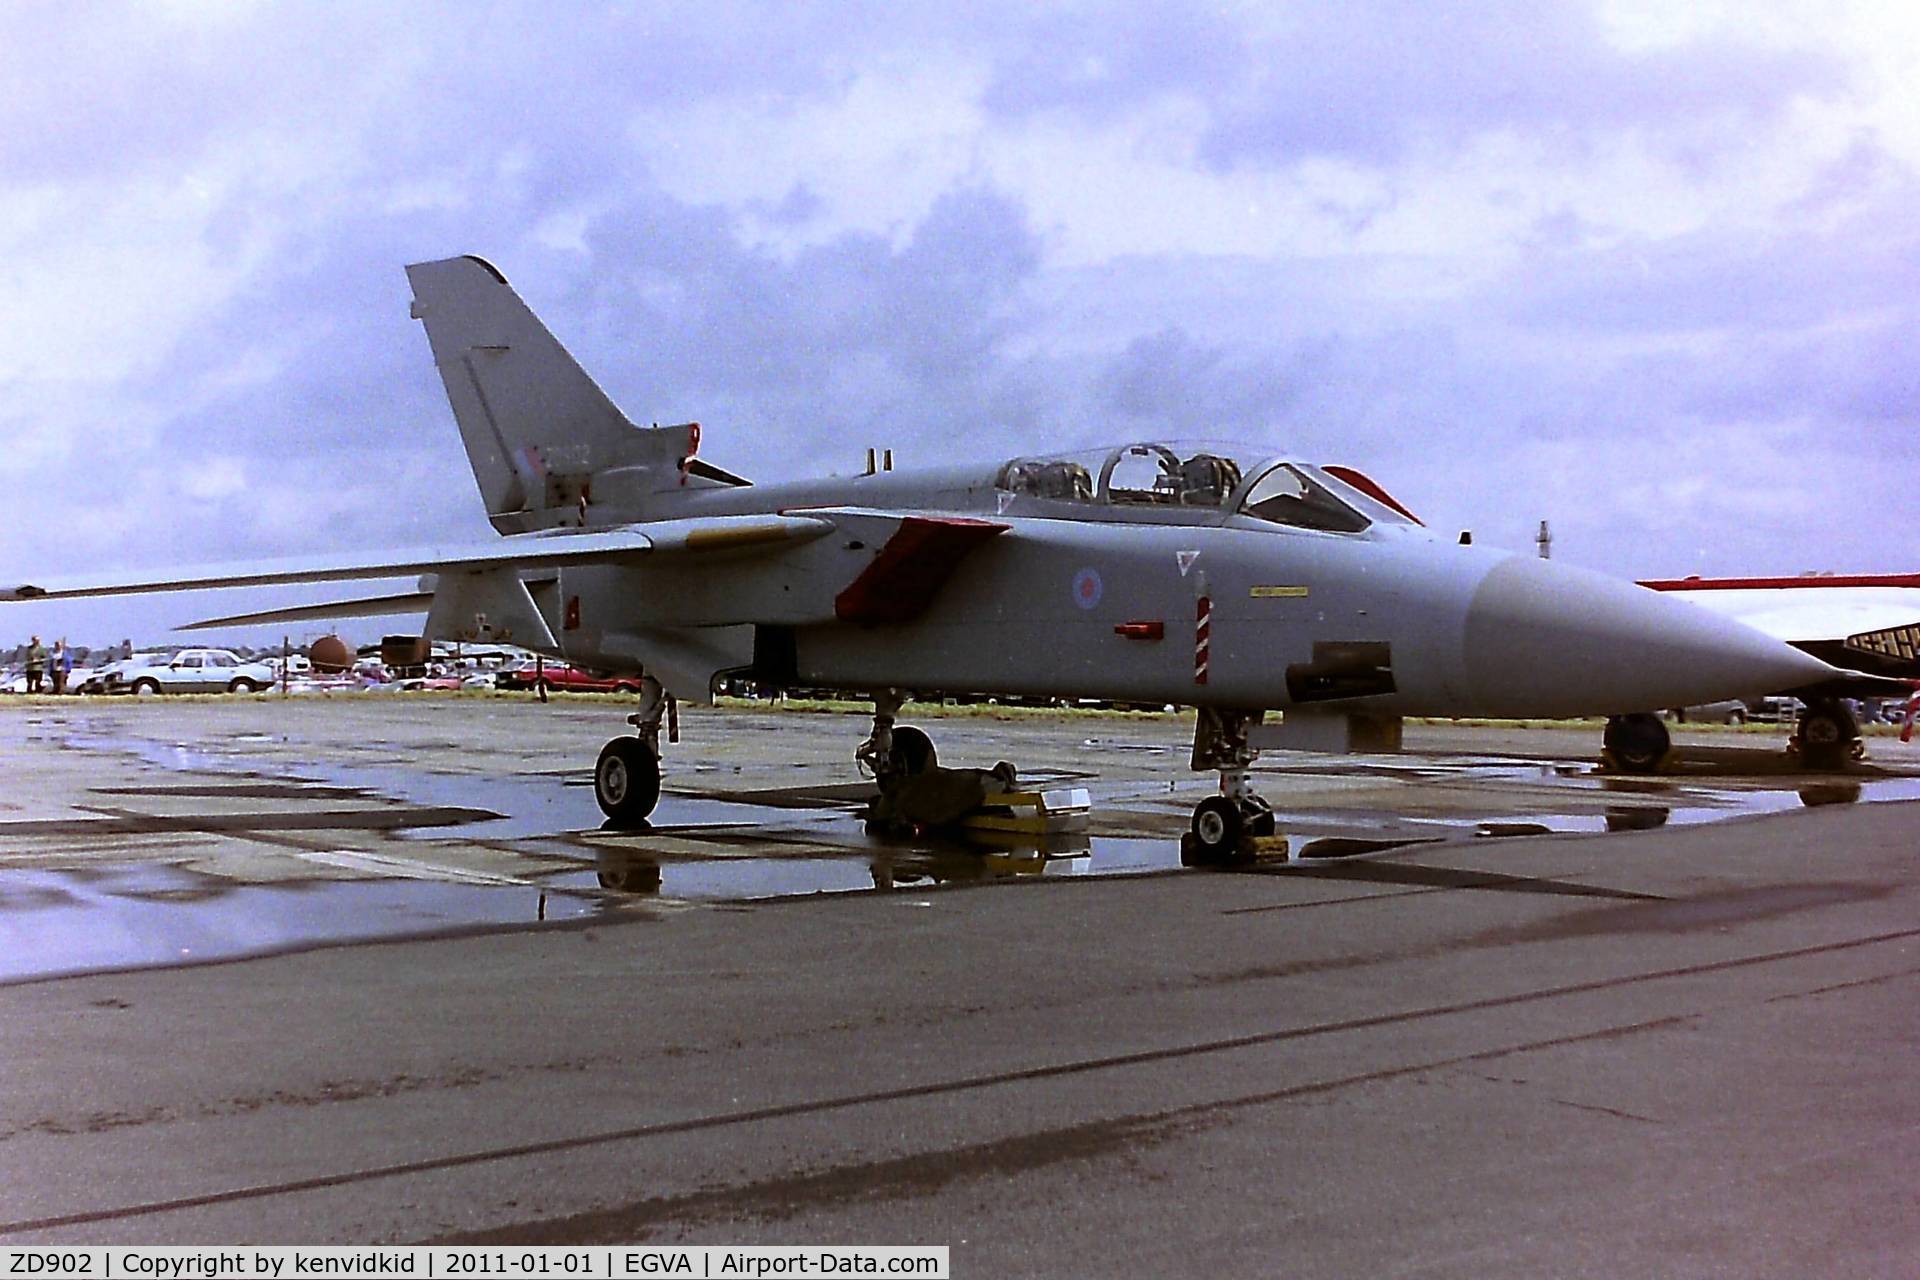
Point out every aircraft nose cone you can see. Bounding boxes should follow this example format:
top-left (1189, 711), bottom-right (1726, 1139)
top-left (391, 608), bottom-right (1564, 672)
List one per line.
top-left (1462, 557), bottom-right (1836, 718)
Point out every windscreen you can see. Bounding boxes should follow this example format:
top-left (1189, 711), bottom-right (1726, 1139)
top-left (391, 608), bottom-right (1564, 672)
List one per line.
top-left (1240, 463), bottom-right (1371, 533)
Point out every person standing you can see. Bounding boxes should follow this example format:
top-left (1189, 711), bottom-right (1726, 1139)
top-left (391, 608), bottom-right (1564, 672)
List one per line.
top-left (51, 640), bottom-right (72, 695)
top-left (24, 635), bottom-right (46, 694)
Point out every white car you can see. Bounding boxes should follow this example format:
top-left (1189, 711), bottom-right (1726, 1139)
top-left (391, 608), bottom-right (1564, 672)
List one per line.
top-left (90, 652), bottom-right (173, 694)
top-left (124, 648), bottom-right (275, 695)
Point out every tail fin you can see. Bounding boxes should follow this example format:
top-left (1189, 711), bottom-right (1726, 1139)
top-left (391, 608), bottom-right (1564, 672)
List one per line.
top-left (406, 255), bottom-right (739, 533)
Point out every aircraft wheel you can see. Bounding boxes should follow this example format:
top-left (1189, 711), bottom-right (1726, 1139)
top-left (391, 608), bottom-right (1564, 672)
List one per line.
top-left (1604, 713), bottom-right (1670, 773)
top-left (1796, 702), bottom-right (1857, 772)
top-left (888, 725), bottom-right (937, 776)
top-left (595, 737), bottom-right (661, 823)
top-left (1187, 796), bottom-right (1248, 865)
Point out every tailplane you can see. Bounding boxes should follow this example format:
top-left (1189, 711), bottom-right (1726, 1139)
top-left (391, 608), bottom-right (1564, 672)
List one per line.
top-left (406, 255), bottom-right (745, 532)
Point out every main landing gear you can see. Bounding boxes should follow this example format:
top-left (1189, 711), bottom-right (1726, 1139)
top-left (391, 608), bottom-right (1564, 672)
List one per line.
top-left (858, 689), bottom-right (953, 832)
top-left (1602, 712), bottom-right (1672, 774)
top-left (856, 690), bottom-right (944, 782)
top-left (1788, 697), bottom-right (1862, 772)
top-left (1184, 707), bottom-right (1275, 865)
top-left (1603, 699), bottom-right (1866, 775)
top-left (855, 688), bottom-right (938, 783)
top-left (594, 675), bottom-right (670, 824)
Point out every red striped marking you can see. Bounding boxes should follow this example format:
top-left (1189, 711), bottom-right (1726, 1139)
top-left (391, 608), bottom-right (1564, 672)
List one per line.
top-left (1641, 573), bottom-right (1920, 592)
top-left (1323, 464), bottom-right (1424, 525)
top-left (1195, 596), bottom-right (1211, 685)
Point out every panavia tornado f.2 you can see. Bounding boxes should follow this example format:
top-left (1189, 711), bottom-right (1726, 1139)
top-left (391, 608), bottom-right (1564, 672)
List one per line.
top-left (2, 255), bottom-right (1887, 861)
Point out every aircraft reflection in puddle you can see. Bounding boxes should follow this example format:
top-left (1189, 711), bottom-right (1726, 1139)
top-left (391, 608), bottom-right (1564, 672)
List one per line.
top-left (592, 831), bottom-right (1113, 897)
top-left (1797, 781), bottom-right (1863, 807)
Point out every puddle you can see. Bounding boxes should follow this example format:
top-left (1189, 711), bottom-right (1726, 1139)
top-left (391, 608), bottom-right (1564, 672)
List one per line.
top-left (0, 863), bottom-right (610, 985)
top-left (561, 835), bottom-right (1173, 900)
top-left (47, 726), bottom-right (860, 841)
top-left (7, 716), bottom-right (1920, 983)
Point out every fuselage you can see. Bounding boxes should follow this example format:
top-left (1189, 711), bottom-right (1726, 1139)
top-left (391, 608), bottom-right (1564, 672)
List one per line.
top-left (538, 441), bottom-right (1837, 717)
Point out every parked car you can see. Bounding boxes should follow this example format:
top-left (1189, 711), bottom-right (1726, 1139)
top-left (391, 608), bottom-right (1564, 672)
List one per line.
top-left (1745, 695), bottom-right (1802, 724)
top-left (124, 649), bottom-right (275, 695)
top-left (1, 662), bottom-right (95, 693)
top-left (495, 662), bottom-right (643, 694)
top-left (85, 652), bottom-right (172, 695)
top-left (1670, 698), bottom-right (1749, 725)
top-left (397, 672), bottom-right (466, 691)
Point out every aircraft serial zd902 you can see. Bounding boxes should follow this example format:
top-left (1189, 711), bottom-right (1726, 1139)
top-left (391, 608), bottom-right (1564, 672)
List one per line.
top-left (2, 256), bottom-right (1858, 861)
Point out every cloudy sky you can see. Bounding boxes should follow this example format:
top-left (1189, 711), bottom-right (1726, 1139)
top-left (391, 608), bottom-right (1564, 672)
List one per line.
top-left (5, 0), bottom-right (1918, 648)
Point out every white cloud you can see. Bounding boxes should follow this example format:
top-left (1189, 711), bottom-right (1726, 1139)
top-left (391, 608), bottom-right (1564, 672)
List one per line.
top-left (4, 0), bottom-right (1919, 650)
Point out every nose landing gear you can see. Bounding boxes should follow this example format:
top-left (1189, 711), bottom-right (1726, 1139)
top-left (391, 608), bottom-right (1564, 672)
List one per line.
top-left (1184, 707), bottom-right (1276, 865)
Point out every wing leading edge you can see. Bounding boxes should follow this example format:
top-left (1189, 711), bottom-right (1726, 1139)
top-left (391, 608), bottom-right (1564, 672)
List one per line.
top-left (1, 514), bottom-right (832, 605)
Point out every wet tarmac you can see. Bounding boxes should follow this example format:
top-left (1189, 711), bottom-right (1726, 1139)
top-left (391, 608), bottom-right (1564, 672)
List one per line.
top-left (3, 697), bottom-right (1919, 1268)
top-left (4, 699), bottom-right (1920, 984)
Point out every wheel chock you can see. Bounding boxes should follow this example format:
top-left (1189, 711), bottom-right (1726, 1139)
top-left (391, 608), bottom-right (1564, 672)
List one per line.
top-left (1244, 834), bottom-right (1291, 859)
top-left (959, 787), bottom-right (1092, 836)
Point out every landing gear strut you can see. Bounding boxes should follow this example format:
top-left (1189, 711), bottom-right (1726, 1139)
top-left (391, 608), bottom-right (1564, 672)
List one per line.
top-left (1789, 698), bottom-right (1860, 772)
top-left (1603, 712), bottom-right (1672, 774)
top-left (1184, 707), bottom-right (1275, 865)
top-left (594, 675), bottom-right (668, 824)
top-left (856, 688), bottom-right (938, 784)
top-left (860, 689), bottom-right (977, 834)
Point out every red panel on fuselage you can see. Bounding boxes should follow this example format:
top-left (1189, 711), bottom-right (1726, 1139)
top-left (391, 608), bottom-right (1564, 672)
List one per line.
top-left (833, 516), bottom-right (1008, 625)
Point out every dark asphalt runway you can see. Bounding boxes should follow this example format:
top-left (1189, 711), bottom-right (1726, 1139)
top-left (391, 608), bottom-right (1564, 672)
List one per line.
top-left (2, 791), bottom-right (1916, 1275)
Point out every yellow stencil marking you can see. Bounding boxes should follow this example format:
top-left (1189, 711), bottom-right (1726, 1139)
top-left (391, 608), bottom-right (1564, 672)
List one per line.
top-left (1250, 585), bottom-right (1310, 598)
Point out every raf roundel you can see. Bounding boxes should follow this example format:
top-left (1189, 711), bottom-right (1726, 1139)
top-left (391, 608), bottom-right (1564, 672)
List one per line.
top-left (1071, 567), bottom-right (1104, 610)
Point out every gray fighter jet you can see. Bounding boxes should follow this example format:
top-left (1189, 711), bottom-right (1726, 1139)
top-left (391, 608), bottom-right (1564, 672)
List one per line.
top-left (2, 256), bottom-right (1856, 860)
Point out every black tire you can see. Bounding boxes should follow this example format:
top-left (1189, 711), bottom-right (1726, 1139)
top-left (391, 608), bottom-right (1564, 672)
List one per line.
top-left (1187, 795), bottom-right (1246, 864)
top-left (1604, 713), bottom-right (1671, 773)
top-left (1728, 710), bottom-right (1746, 726)
top-left (227, 678), bottom-right (261, 694)
top-left (888, 725), bottom-right (937, 776)
top-left (595, 737), bottom-right (661, 823)
top-left (1797, 703), bottom-right (1857, 772)
top-left (131, 678), bottom-right (160, 697)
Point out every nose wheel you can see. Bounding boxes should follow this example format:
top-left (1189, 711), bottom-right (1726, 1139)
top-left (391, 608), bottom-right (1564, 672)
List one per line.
top-left (1187, 793), bottom-right (1275, 864)
top-left (1183, 708), bottom-right (1276, 865)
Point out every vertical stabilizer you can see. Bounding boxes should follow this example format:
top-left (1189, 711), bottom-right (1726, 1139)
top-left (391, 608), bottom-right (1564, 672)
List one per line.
top-left (407, 255), bottom-right (712, 532)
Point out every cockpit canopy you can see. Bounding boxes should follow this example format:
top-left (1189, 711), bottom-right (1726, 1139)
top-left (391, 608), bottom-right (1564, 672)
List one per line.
top-left (995, 440), bottom-right (1401, 534)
